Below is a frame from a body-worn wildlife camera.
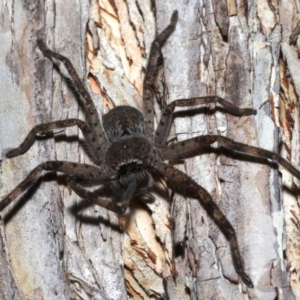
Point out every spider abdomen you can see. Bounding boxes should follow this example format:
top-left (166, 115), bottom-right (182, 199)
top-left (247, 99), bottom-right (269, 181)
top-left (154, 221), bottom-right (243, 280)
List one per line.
top-left (102, 106), bottom-right (144, 142)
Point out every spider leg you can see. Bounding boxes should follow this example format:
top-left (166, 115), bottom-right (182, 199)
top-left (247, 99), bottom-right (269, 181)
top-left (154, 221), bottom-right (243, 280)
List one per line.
top-left (106, 181), bottom-right (127, 198)
top-left (143, 10), bottom-right (178, 139)
top-left (0, 161), bottom-right (109, 211)
top-left (153, 161), bottom-right (253, 288)
top-left (68, 178), bottom-right (137, 215)
top-left (155, 97), bottom-right (256, 146)
top-left (161, 135), bottom-right (300, 179)
top-left (6, 119), bottom-right (104, 165)
top-left (36, 40), bottom-right (107, 145)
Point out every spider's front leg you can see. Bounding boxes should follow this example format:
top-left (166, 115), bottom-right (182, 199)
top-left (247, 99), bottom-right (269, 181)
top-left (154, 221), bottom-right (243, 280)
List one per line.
top-left (0, 161), bottom-right (107, 211)
top-left (153, 162), bottom-right (254, 288)
top-left (68, 178), bottom-right (137, 215)
top-left (0, 159), bottom-right (137, 215)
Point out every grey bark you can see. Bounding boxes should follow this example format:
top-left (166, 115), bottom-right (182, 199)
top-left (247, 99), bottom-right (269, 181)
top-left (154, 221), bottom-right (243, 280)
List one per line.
top-left (0, 0), bottom-right (300, 299)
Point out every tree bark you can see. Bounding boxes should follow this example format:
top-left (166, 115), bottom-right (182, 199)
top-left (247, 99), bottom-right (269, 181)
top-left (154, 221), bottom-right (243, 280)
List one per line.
top-left (0, 0), bottom-right (300, 299)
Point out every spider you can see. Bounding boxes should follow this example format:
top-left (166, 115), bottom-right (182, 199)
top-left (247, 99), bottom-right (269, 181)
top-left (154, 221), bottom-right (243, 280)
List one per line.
top-left (1, 10), bottom-right (300, 289)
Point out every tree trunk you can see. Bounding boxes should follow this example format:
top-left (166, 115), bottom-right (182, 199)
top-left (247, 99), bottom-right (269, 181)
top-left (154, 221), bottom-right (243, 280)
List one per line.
top-left (0, 0), bottom-right (299, 299)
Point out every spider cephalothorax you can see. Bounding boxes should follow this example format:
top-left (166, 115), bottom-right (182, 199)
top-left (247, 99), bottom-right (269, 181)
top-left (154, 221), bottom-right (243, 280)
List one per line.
top-left (1, 10), bottom-right (300, 290)
top-left (105, 135), bottom-right (153, 169)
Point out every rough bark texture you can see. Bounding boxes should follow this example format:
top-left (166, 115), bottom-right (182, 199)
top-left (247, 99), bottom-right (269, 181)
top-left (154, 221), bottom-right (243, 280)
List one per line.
top-left (0, 0), bottom-right (300, 299)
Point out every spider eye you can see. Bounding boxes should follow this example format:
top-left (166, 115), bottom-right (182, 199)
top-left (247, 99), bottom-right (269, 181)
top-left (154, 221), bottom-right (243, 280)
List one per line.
top-left (118, 162), bottom-right (142, 176)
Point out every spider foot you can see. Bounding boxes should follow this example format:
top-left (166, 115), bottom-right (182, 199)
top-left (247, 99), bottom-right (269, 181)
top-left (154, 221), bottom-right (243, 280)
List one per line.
top-left (6, 148), bottom-right (21, 158)
top-left (37, 39), bottom-right (48, 52)
top-left (240, 108), bottom-right (257, 116)
top-left (171, 10), bottom-right (178, 25)
top-left (239, 271), bottom-right (254, 288)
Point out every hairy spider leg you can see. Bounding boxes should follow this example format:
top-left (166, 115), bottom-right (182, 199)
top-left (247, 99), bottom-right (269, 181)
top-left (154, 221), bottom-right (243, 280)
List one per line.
top-left (6, 119), bottom-right (103, 166)
top-left (0, 161), bottom-right (110, 211)
top-left (68, 178), bottom-right (137, 215)
top-left (155, 96), bottom-right (256, 147)
top-left (153, 161), bottom-right (254, 287)
top-left (37, 40), bottom-right (107, 158)
top-left (143, 10), bottom-right (178, 139)
top-left (161, 135), bottom-right (300, 179)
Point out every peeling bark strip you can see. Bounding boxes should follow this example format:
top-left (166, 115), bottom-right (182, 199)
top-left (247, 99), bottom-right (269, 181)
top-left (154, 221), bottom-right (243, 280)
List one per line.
top-left (0, 1), bottom-right (300, 300)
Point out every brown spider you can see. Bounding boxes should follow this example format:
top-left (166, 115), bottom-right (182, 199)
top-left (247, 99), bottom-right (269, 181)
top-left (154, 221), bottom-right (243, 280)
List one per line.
top-left (1, 10), bottom-right (300, 289)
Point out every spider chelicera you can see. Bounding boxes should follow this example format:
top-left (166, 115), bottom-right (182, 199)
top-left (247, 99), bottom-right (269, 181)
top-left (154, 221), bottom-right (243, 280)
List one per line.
top-left (1, 10), bottom-right (300, 288)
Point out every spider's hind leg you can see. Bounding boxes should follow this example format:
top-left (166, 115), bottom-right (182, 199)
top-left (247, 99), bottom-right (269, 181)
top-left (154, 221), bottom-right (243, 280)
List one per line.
top-left (37, 40), bottom-right (107, 146)
top-left (143, 11), bottom-right (178, 139)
